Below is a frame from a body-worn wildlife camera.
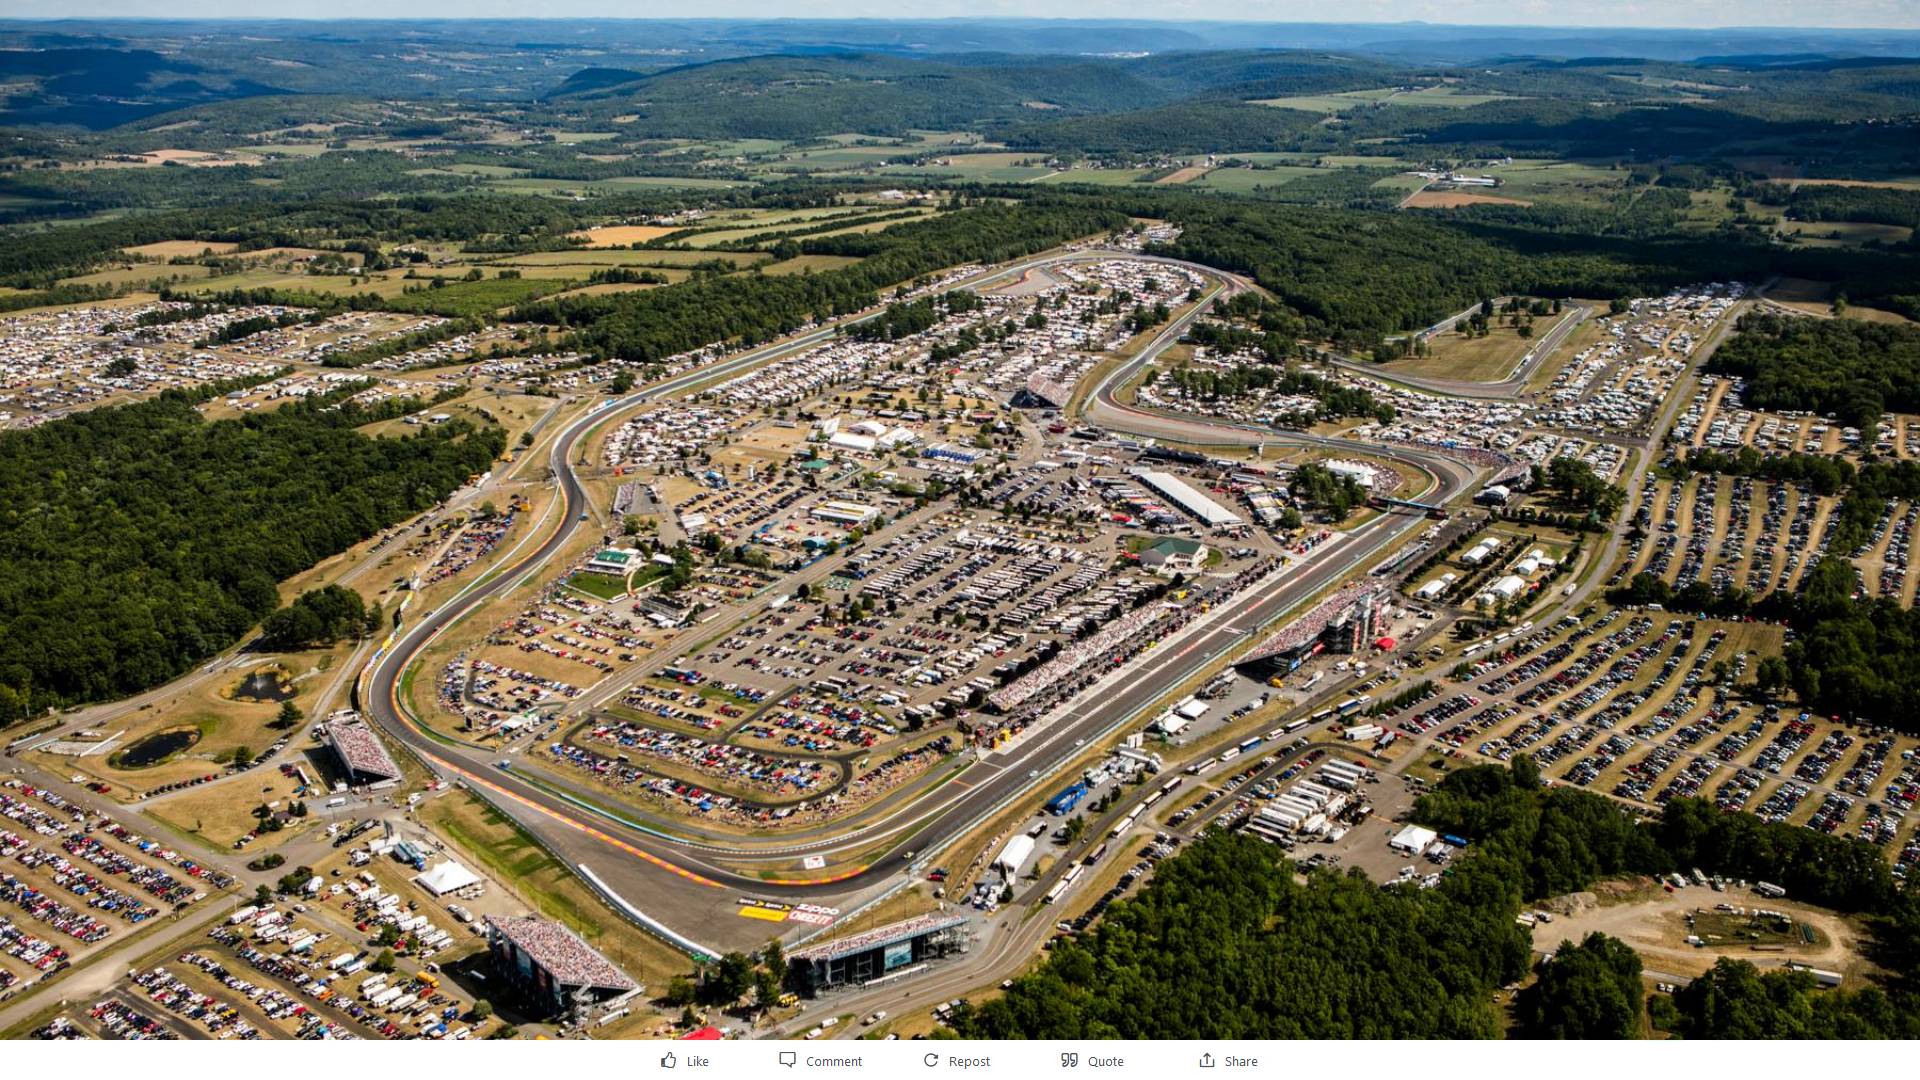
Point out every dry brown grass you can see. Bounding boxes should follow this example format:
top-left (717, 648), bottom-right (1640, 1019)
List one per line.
top-left (1769, 177), bottom-right (1920, 192)
top-left (569, 225), bottom-right (678, 247)
top-left (1155, 165), bottom-right (1212, 185)
top-left (1404, 190), bottom-right (1533, 209)
top-left (124, 240), bottom-right (241, 258)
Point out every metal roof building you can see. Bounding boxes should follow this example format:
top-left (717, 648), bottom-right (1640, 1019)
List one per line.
top-left (1133, 470), bottom-right (1244, 529)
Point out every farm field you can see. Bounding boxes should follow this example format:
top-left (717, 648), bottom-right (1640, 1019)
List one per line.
top-left (480, 175), bottom-right (746, 194)
top-left (1404, 190), bottom-right (1532, 209)
top-left (170, 269), bottom-right (419, 299)
top-left (484, 248), bottom-right (767, 268)
top-left (759, 254), bottom-right (864, 275)
top-left (62, 263), bottom-right (218, 288)
top-left (1780, 219), bottom-right (1914, 247)
top-left (681, 207), bottom-right (937, 247)
top-left (123, 240), bottom-right (242, 258)
top-left (876, 152), bottom-right (1055, 182)
top-left (1184, 165), bottom-right (1325, 195)
top-left (1034, 167), bottom-right (1159, 186)
top-left (1760, 277), bottom-right (1912, 323)
top-left (1476, 159), bottom-right (1627, 207)
top-left (1255, 85), bottom-right (1523, 112)
top-left (568, 224), bottom-right (680, 247)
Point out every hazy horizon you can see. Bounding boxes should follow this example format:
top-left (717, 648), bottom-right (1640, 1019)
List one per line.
top-left (5, 6), bottom-right (1920, 32)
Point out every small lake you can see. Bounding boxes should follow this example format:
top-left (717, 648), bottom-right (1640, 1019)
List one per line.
top-left (115, 728), bottom-right (199, 768)
top-left (233, 669), bottom-right (295, 702)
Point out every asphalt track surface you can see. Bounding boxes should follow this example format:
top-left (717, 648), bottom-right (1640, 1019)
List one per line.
top-left (358, 248), bottom-right (1480, 955)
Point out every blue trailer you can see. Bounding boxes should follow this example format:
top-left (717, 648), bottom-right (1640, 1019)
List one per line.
top-left (1046, 781), bottom-right (1090, 816)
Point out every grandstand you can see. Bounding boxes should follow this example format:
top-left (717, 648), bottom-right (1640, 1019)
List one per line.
top-left (1235, 582), bottom-right (1383, 675)
top-left (486, 915), bottom-right (640, 1016)
top-left (789, 913), bottom-right (972, 993)
top-left (1012, 372), bottom-right (1072, 410)
top-left (319, 710), bottom-right (402, 787)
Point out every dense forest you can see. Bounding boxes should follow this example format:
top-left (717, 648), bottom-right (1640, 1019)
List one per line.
top-left (1784, 184), bottom-right (1920, 230)
top-left (0, 394), bottom-right (503, 724)
top-left (1656, 958), bottom-right (1918, 1038)
top-left (953, 829), bottom-right (1530, 1038)
top-left (1777, 556), bottom-right (1920, 730)
top-left (1134, 196), bottom-right (1757, 353)
top-left (1513, 932), bottom-right (1644, 1039)
top-left (1704, 313), bottom-right (1920, 430)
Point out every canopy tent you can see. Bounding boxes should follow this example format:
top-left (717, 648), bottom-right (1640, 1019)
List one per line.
top-left (414, 860), bottom-right (482, 896)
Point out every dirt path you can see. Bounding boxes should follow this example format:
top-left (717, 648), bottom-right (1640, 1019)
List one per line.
top-left (1532, 881), bottom-right (1861, 980)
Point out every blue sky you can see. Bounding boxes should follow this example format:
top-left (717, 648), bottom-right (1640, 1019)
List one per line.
top-left (11, 2), bottom-right (1920, 29)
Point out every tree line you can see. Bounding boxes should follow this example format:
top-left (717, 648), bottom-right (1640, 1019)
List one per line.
top-left (0, 393), bottom-right (503, 725)
top-left (1703, 312), bottom-right (1920, 431)
top-left (964, 756), bottom-right (1919, 1040)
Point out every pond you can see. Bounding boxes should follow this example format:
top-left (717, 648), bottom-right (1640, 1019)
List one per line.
top-left (114, 728), bottom-right (199, 769)
top-left (233, 668), bottom-right (295, 702)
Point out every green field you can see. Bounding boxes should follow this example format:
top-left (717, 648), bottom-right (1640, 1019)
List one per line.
top-left (497, 264), bottom-right (690, 282)
top-left (1186, 165), bottom-right (1325, 195)
top-left (233, 142), bottom-right (330, 157)
top-left (1256, 85), bottom-right (1525, 113)
top-left (174, 269), bottom-right (419, 299)
top-left (381, 276), bottom-right (570, 316)
top-left (1479, 160), bottom-right (1627, 207)
top-left (759, 255), bottom-right (865, 275)
top-left (1371, 173), bottom-right (1433, 194)
top-left (63, 263), bottom-right (218, 288)
top-left (876, 151), bottom-right (1055, 182)
top-left (772, 146), bottom-right (920, 167)
top-left (1034, 167), bottom-right (1159, 186)
top-left (487, 248), bottom-right (768, 268)
top-left (682, 207), bottom-right (934, 247)
top-left (1780, 219), bottom-right (1916, 247)
top-left (681, 138), bottom-right (789, 157)
top-left (411, 163), bottom-right (528, 177)
top-left (567, 571), bottom-right (630, 600)
top-left (481, 175), bottom-right (746, 194)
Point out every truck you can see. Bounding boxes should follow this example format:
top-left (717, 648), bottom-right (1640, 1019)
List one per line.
top-left (1755, 881), bottom-right (1787, 899)
top-left (1785, 963), bottom-right (1843, 988)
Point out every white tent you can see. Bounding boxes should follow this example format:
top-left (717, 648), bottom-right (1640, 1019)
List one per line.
top-left (414, 860), bottom-right (482, 896)
top-left (1388, 825), bottom-right (1437, 855)
top-left (994, 834), bottom-right (1037, 878)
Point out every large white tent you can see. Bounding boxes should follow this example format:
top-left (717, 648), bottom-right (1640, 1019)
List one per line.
top-left (414, 860), bottom-right (482, 896)
top-left (1388, 825), bottom-right (1437, 855)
